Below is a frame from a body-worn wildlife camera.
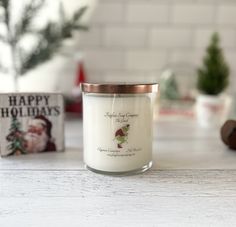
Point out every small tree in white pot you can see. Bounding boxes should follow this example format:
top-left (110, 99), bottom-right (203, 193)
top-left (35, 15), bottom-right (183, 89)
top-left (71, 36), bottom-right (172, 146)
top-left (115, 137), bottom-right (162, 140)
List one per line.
top-left (196, 32), bottom-right (231, 128)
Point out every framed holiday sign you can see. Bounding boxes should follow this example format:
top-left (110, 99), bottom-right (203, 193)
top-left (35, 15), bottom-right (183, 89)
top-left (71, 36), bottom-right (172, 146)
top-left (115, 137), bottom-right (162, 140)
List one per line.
top-left (0, 93), bottom-right (64, 157)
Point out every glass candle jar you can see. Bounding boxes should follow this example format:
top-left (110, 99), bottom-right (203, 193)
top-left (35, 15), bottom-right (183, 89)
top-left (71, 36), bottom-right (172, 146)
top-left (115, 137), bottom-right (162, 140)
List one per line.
top-left (81, 83), bottom-right (158, 175)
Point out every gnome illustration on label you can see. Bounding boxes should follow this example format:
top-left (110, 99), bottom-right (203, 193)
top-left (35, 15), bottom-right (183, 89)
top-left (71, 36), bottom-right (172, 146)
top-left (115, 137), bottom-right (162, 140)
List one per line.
top-left (115, 124), bottom-right (130, 149)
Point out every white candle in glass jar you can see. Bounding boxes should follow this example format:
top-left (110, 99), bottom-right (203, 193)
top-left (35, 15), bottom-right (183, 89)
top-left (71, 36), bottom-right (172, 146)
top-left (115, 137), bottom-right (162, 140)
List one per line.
top-left (81, 83), bottom-right (158, 175)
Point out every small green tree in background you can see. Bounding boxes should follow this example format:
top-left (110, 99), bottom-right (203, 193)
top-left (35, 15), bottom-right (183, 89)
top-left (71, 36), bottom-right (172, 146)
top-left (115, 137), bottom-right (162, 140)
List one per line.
top-left (197, 32), bottom-right (230, 95)
top-left (0, 0), bottom-right (87, 91)
top-left (160, 70), bottom-right (180, 100)
top-left (6, 117), bottom-right (26, 155)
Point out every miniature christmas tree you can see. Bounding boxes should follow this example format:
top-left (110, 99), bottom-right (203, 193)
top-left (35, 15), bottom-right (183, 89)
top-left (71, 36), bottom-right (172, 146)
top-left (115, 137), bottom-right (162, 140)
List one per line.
top-left (0, 0), bottom-right (87, 91)
top-left (6, 117), bottom-right (26, 155)
top-left (197, 32), bottom-right (230, 95)
top-left (160, 69), bottom-right (180, 100)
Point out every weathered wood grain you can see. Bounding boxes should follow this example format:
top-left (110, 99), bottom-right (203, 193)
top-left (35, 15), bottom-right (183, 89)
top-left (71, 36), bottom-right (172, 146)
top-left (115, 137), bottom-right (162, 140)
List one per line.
top-left (0, 170), bottom-right (236, 197)
top-left (0, 196), bottom-right (236, 227)
top-left (0, 120), bottom-right (236, 227)
top-left (0, 139), bottom-right (235, 170)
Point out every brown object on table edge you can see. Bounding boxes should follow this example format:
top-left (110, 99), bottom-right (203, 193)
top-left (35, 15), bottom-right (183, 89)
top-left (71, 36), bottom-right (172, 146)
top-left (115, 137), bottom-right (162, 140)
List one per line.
top-left (221, 120), bottom-right (236, 150)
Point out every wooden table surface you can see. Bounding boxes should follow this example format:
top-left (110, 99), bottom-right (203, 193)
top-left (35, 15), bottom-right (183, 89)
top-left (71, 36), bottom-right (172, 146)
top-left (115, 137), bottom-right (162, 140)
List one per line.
top-left (1, 119), bottom-right (236, 227)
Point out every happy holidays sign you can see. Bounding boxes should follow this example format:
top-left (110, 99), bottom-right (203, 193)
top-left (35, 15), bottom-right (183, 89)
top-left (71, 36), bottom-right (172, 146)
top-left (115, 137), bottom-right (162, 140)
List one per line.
top-left (0, 93), bottom-right (64, 157)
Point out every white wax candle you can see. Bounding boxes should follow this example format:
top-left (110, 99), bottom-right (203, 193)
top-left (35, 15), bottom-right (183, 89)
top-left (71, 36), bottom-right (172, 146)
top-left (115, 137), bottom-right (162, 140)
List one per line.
top-left (83, 94), bottom-right (154, 173)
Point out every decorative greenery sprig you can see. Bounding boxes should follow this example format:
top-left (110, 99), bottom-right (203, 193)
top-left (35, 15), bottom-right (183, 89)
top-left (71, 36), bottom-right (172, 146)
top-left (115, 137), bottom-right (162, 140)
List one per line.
top-left (0, 0), bottom-right (87, 90)
top-left (197, 32), bottom-right (230, 95)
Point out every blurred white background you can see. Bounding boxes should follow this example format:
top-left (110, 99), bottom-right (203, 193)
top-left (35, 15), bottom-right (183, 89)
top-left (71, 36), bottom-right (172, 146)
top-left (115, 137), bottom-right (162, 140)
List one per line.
top-left (79, 0), bottom-right (236, 94)
top-left (0, 0), bottom-right (97, 94)
top-left (0, 0), bottom-right (236, 95)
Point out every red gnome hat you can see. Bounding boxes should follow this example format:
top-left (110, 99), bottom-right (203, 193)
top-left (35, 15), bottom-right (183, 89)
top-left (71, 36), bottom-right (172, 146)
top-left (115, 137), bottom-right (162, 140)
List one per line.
top-left (115, 128), bottom-right (125, 137)
top-left (115, 125), bottom-right (130, 137)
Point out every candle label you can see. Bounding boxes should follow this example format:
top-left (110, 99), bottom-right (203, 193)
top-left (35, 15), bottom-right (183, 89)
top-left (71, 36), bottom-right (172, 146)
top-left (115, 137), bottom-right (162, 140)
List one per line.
top-left (95, 111), bottom-right (144, 158)
top-left (97, 147), bottom-right (142, 157)
top-left (104, 112), bottom-right (138, 123)
top-left (0, 93), bottom-right (65, 157)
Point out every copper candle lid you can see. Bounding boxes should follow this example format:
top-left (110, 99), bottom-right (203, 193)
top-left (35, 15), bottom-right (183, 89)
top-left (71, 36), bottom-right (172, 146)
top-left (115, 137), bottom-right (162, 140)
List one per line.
top-left (81, 83), bottom-right (158, 94)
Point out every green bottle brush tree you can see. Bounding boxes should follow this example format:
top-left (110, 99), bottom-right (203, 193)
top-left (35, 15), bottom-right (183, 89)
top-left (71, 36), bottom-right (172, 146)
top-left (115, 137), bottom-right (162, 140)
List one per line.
top-left (197, 32), bottom-right (230, 96)
top-left (196, 32), bottom-right (231, 127)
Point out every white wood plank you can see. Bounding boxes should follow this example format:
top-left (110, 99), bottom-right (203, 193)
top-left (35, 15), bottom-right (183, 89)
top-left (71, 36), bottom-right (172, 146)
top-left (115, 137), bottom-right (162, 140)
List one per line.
top-left (0, 119), bottom-right (235, 226)
top-left (0, 139), bottom-right (235, 170)
top-left (0, 148), bottom-right (84, 170)
top-left (1, 170), bottom-right (236, 197)
top-left (0, 119), bottom-right (235, 170)
top-left (154, 119), bottom-right (220, 139)
top-left (0, 197), bottom-right (236, 227)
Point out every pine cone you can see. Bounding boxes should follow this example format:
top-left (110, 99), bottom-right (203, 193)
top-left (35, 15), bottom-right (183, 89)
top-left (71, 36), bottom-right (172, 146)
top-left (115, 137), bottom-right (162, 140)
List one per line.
top-left (221, 120), bottom-right (236, 150)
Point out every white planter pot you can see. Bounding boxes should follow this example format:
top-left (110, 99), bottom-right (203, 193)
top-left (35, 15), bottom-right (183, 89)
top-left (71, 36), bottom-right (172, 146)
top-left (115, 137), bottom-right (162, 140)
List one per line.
top-left (196, 94), bottom-right (232, 128)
